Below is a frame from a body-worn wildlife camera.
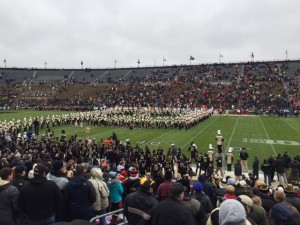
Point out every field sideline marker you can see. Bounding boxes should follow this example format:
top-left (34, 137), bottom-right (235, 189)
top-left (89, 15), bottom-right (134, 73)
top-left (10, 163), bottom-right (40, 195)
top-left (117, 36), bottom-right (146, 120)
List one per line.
top-left (224, 116), bottom-right (240, 155)
top-left (259, 116), bottom-right (277, 155)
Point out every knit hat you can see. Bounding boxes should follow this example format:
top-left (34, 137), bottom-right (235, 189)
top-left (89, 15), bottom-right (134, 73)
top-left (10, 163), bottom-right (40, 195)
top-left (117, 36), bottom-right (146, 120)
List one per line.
top-left (120, 170), bottom-right (127, 177)
top-left (238, 195), bottom-right (253, 207)
top-left (270, 203), bottom-right (292, 223)
top-left (193, 182), bottom-right (203, 192)
top-left (116, 164), bottom-right (124, 172)
top-left (52, 161), bottom-right (64, 171)
top-left (140, 177), bottom-right (155, 189)
top-left (109, 171), bottom-right (117, 179)
top-left (219, 199), bottom-right (247, 225)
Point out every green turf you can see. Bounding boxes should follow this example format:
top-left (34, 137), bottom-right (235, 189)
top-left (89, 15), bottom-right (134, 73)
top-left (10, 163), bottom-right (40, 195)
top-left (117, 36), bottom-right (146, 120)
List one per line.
top-left (1, 111), bottom-right (300, 169)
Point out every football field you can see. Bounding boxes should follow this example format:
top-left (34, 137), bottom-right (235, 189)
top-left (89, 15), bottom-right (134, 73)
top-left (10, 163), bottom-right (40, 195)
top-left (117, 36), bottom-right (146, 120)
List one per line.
top-left (1, 111), bottom-right (300, 169)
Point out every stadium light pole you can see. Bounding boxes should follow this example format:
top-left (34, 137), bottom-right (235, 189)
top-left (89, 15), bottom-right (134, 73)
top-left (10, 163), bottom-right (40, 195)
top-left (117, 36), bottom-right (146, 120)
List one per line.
top-left (81, 61), bottom-right (83, 70)
top-left (44, 61), bottom-right (47, 69)
top-left (115, 60), bottom-right (117, 69)
top-left (285, 50), bottom-right (288, 61)
top-left (137, 59), bottom-right (140, 68)
top-left (3, 59), bottom-right (6, 69)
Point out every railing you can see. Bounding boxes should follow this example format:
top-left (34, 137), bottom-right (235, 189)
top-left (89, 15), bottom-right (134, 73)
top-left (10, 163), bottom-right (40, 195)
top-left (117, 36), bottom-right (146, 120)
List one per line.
top-left (89, 208), bottom-right (128, 225)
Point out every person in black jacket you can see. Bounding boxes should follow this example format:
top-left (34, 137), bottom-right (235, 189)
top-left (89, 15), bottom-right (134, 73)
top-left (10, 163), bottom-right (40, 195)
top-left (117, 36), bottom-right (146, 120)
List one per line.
top-left (124, 177), bottom-right (158, 225)
top-left (261, 159), bottom-right (271, 186)
top-left (252, 156), bottom-right (259, 180)
top-left (152, 183), bottom-right (194, 225)
top-left (64, 164), bottom-right (96, 221)
top-left (18, 163), bottom-right (63, 224)
top-left (274, 154), bottom-right (288, 185)
top-left (234, 160), bottom-right (242, 181)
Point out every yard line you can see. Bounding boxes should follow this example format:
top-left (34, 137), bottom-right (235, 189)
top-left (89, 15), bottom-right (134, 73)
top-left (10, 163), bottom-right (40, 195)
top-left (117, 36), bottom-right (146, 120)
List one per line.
top-left (259, 116), bottom-right (277, 156)
top-left (281, 119), bottom-right (300, 135)
top-left (224, 116), bottom-right (240, 154)
top-left (181, 117), bottom-right (219, 149)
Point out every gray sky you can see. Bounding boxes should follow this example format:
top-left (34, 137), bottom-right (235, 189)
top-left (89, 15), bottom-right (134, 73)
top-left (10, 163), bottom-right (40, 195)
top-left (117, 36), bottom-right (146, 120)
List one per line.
top-left (0, 0), bottom-right (299, 69)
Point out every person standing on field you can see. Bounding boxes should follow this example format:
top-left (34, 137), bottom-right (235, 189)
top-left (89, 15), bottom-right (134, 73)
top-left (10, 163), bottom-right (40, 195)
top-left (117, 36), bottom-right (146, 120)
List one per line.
top-left (239, 147), bottom-right (249, 173)
top-left (226, 147), bottom-right (234, 171)
top-left (215, 130), bottom-right (224, 154)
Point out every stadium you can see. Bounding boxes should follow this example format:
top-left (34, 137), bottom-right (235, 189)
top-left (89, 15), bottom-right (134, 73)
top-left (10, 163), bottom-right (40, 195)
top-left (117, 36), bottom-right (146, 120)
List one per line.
top-left (1, 1), bottom-right (300, 225)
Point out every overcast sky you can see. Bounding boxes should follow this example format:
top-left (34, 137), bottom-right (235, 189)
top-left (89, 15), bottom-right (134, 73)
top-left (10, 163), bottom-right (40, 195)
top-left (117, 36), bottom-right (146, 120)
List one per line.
top-left (0, 0), bottom-right (299, 69)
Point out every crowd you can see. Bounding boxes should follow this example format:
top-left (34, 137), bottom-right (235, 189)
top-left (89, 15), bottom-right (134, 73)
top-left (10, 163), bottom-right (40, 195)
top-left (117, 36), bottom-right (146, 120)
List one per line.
top-left (0, 125), bottom-right (300, 225)
top-left (1, 61), bottom-right (299, 112)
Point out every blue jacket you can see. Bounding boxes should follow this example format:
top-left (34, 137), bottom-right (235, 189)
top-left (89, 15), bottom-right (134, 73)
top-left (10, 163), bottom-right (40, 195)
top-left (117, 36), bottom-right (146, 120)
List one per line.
top-left (107, 178), bottom-right (123, 203)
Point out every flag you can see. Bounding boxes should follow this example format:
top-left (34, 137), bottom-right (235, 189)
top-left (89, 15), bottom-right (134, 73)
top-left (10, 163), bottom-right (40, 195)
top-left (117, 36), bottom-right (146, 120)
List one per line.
top-left (137, 59), bottom-right (140, 64)
top-left (219, 54), bottom-right (224, 58)
top-left (115, 60), bottom-right (117, 63)
top-left (285, 50), bottom-right (288, 54)
top-left (163, 58), bottom-right (167, 61)
top-left (190, 56), bottom-right (195, 60)
top-left (3, 59), bottom-right (6, 63)
top-left (250, 52), bottom-right (254, 59)
top-left (81, 61), bottom-right (83, 65)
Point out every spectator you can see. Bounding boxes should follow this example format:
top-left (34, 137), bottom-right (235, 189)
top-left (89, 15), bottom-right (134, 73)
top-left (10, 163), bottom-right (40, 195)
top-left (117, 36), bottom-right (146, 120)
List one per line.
top-left (284, 184), bottom-right (300, 213)
top-left (64, 164), bottom-right (96, 220)
top-left (124, 177), bottom-right (158, 225)
top-left (47, 160), bottom-right (71, 222)
top-left (152, 183), bottom-right (194, 225)
top-left (156, 170), bottom-right (173, 201)
top-left (106, 171), bottom-right (123, 211)
top-left (192, 182), bottom-right (213, 215)
top-left (237, 194), bottom-right (269, 225)
top-left (18, 163), bottom-right (62, 224)
top-left (219, 199), bottom-right (253, 225)
top-left (261, 159), bottom-right (272, 186)
top-left (0, 167), bottom-right (19, 225)
top-left (12, 165), bottom-right (28, 191)
top-left (89, 168), bottom-right (110, 225)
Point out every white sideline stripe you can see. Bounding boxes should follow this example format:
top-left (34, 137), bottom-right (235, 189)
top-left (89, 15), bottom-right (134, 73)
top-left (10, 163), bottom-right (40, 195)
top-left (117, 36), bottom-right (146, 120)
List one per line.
top-left (259, 116), bottom-right (277, 155)
top-left (181, 117), bottom-right (219, 149)
top-left (224, 116), bottom-right (240, 155)
top-left (281, 119), bottom-right (300, 135)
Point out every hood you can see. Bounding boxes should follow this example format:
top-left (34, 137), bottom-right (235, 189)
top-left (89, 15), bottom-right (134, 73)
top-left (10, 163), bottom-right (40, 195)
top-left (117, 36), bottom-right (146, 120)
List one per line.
top-left (0, 179), bottom-right (10, 190)
top-left (91, 168), bottom-right (103, 180)
top-left (219, 199), bottom-right (247, 225)
top-left (29, 176), bottom-right (48, 185)
top-left (108, 178), bottom-right (120, 188)
top-left (70, 175), bottom-right (87, 187)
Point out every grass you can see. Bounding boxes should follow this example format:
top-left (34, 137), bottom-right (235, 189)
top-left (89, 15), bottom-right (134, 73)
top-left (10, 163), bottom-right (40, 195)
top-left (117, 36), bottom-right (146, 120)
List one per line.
top-left (1, 110), bottom-right (300, 169)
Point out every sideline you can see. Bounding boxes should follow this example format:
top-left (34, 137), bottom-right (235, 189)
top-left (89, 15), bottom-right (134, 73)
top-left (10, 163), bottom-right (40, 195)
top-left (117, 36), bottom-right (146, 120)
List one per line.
top-left (259, 116), bottom-right (277, 155)
top-left (224, 116), bottom-right (240, 155)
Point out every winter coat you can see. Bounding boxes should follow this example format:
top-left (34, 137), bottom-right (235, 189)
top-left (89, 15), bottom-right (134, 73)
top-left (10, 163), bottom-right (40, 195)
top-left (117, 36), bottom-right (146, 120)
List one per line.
top-left (64, 175), bottom-right (96, 220)
top-left (0, 179), bottom-right (19, 225)
top-left (107, 178), bottom-right (123, 203)
top-left (89, 168), bottom-right (110, 211)
top-left (235, 162), bottom-right (242, 176)
top-left (124, 190), bottom-right (158, 225)
top-left (18, 176), bottom-right (62, 221)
